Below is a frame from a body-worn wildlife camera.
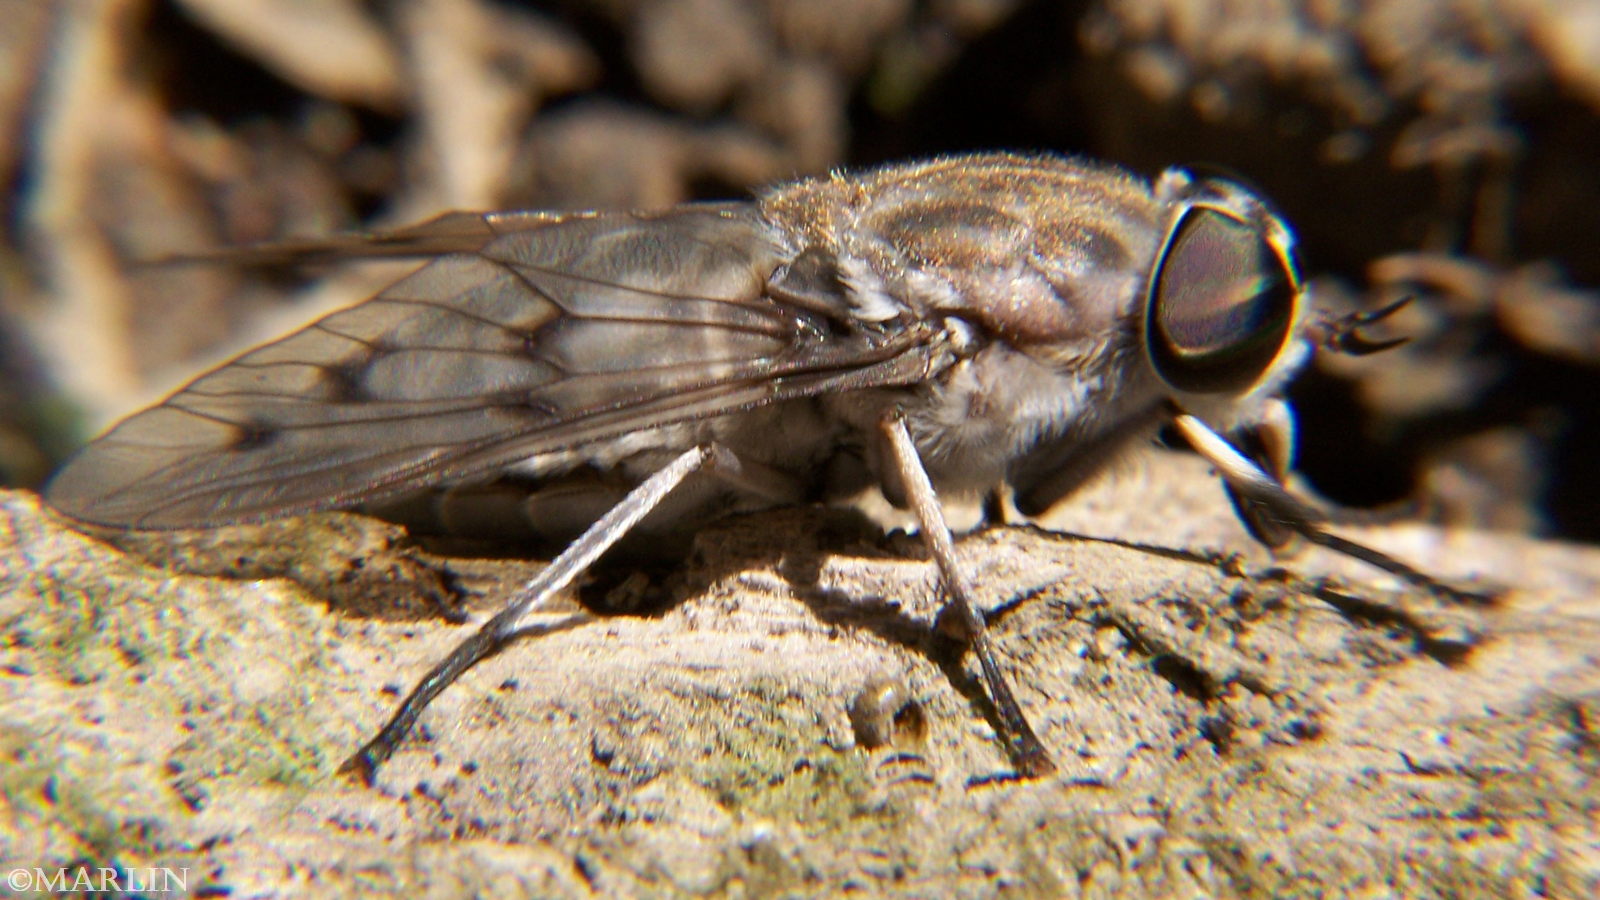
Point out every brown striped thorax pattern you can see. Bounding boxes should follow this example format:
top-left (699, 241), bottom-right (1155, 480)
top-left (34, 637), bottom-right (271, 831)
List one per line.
top-left (46, 152), bottom-right (1305, 541)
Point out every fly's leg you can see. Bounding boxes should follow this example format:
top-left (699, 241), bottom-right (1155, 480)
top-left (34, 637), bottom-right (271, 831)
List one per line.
top-left (881, 413), bottom-right (1058, 777)
top-left (1170, 411), bottom-right (1498, 605)
top-left (980, 487), bottom-right (1008, 528)
top-left (1223, 397), bottom-right (1299, 551)
top-left (339, 443), bottom-right (741, 784)
top-left (1226, 400), bottom-right (1425, 540)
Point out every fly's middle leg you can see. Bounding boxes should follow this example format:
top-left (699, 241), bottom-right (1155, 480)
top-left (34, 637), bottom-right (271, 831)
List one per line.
top-left (880, 412), bottom-right (1058, 777)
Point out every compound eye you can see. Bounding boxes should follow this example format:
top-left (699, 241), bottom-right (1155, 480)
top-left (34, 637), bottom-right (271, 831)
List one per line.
top-left (1146, 206), bottom-right (1298, 394)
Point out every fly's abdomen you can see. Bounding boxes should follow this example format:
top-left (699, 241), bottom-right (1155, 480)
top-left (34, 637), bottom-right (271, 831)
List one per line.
top-left (367, 473), bottom-right (635, 550)
top-left (370, 399), bottom-right (868, 551)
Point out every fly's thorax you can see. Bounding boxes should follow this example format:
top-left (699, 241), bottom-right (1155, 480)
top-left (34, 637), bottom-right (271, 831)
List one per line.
top-left (883, 329), bottom-right (1154, 496)
top-left (760, 153), bottom-right (1224, 501)
top-left (761, 153), bottom-right (1165, 349)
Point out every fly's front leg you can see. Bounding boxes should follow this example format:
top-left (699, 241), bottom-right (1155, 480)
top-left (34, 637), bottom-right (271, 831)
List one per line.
top-left (1224, 397), bottom-right (1300, 551)
top-left (1225, 399), bottom-right (1422, 541)
top-left (1170, 411), bottom-right (1497, 605)
top-left (880, 413), bottom-right (1058, 777)
top-left (340, 443), bottom-right (741, 784)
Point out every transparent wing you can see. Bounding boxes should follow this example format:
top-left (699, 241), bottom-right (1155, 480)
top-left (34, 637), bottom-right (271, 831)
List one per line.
top-left (46, 203), bottom-right (936, 529)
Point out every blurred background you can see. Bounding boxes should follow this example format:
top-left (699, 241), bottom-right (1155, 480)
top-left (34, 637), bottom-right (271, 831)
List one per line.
top-left (2, 0), bottom-right (1596, 541)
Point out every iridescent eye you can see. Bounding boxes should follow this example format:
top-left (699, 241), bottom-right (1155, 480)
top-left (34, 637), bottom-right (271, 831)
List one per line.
top-left (1145, 205), bottom-right (1298, 394)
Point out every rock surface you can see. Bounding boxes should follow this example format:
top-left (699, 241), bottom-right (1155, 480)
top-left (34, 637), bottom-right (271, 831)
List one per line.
top-left (1, 452), bottom-right (1596, 898)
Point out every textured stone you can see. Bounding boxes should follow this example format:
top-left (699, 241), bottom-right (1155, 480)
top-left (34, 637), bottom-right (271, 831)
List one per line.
top-left (2, 452), bottom-right (1595, 897)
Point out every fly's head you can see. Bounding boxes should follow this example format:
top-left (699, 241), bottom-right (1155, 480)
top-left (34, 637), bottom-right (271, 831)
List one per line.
top-left (1141, 168), bottom-right (1307, 410)
top-left (1134, 169), bottom-right (1310, 545)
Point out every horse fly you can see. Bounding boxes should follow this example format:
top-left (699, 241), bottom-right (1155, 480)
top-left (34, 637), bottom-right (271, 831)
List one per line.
top-left (44, 153), bottom-right (1485, 782)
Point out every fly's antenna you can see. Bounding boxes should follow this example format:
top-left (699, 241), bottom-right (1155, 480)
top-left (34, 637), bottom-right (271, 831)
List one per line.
top-left (1309, 296), bottom-right (1413, 356)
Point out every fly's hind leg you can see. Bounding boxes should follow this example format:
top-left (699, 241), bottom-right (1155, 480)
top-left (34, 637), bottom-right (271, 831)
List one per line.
top-left (340, 443), bottom-right (746, 784)
top-left (880, 412), bottom-right (1058, 777)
